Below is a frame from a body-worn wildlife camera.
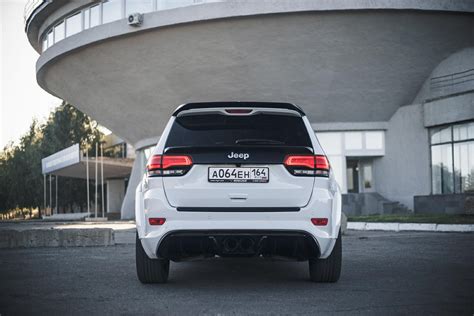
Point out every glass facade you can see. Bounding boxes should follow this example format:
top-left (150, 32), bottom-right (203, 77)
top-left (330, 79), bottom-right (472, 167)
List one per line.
top-left (41, 0), bottom-right (222, 51)
top-left (430, 121), bottom-right (474, 194)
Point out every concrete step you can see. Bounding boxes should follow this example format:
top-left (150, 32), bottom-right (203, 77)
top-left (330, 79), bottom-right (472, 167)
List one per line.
top-left (382, 201), bottom-right (410, 214)
top-left (0, 221), bottom-right (136, 248)
top-left (343, 193), bottom-right (411, 215)
top-left (107, 212), bottom-right (121, 220)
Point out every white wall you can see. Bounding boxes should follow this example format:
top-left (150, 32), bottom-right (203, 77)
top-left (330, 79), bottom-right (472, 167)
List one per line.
top-left (373, 104), bottom-right (431, 209)
top-left (316, 130), bottom-right (385, 193)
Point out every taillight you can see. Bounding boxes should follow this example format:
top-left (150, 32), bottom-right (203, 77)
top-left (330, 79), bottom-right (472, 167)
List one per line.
top-left (162, 155), bottom-right (193, 169)
top-left (283, 155), bottom-right (330, 177)
top-left (149, 218), bottom-right (166, 225)
top-left (147, 155), bottom-right (193, 177)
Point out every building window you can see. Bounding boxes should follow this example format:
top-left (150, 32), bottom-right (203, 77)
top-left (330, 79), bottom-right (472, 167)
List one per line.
top-left (430, 121), bottom-right (474, 194)
top-left (39, 0), bottom-right (228, 51)
top-left (90, 4), bottom-right (101, 27)
top-left (83, 8), bottom-right (90, 30)
top-left (47, 30), bottom-right (53, 47)
top-left (42, 37), bottom-right (48, 52)
top-left (431, 144), bottom-right (453, 194)
top-left (365, 131), bottom-right (384, 150)
top-left (102, 0), bottom-right (123, 24)
top-left (126, 0), bottom-right (153, 15)
top-left (317, 133), bottom-right (342, 155)
top-left (345, 132), bottom-right (363, 150)
top-left (66, 12), bottom-right (82, 37)
top-left (104, 143), bottom-right (127, 158)
top-left (363, 163), bottom-right (373, 189)
top-left (54, 21), bottom-right (65, 43)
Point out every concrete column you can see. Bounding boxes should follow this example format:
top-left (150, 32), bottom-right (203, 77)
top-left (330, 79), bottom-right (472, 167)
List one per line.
top-left (107, 179), bottom-right (125, 215)
top-left (120, 150), bottom-right (145, 219)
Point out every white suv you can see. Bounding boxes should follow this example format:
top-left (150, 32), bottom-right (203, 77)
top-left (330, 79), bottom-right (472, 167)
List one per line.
top-left (135, 102), bottom-right (342, 283)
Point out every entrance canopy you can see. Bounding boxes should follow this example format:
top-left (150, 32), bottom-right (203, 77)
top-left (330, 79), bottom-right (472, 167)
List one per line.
top-left (41, 144), bottom-right (133, 179)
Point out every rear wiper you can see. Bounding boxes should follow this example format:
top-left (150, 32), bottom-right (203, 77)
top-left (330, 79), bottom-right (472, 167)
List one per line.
top-left (235, 139), bottom-right (285, 145)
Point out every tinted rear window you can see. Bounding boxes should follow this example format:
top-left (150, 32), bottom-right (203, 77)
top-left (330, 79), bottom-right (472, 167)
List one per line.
top-left (165, 113), bottom-right (312, 147)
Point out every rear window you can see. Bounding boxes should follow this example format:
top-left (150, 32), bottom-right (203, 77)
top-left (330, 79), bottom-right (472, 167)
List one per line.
top-left (165, 113), bottom-right (312, 147)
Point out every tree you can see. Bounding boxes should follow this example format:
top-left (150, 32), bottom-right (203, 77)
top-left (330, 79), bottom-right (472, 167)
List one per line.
top-left (41, 102), bottom-right (101, 156)
top-left (0, 102), bottom-right (103, 217)
top-left (40, 102), bottom-right (103, 214)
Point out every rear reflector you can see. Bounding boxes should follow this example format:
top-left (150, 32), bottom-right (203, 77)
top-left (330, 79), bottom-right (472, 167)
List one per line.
top-left (149, 218), bottom-right (166, 225)
top-left (147, 155), bottom-right (193, 177)
top-left (284, 155), bottom-right (330, 177)
top-left (311, 218), bottom-right (328, 226)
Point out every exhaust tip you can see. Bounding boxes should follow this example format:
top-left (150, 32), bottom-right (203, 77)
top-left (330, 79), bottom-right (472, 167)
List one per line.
top-left (240, 237), bottom-right (255, 251)
top-left (223, 237), bottom-right (239, 252)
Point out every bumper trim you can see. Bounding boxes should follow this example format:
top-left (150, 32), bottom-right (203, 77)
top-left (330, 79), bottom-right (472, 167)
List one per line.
top-left (176, 207), bottom-right (300, 212)
top-left (156, 229), bottom-right (320, 261)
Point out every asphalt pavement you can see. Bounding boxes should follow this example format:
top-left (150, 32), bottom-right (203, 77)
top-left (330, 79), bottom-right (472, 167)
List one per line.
top-left (0, 231), bottom-right (472, 315)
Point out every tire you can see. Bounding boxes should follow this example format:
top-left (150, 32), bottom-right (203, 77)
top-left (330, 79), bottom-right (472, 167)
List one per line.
top-left (136, 233), bottom-right (170, 284)
top-left (309, 230), bottom-right (342, 283)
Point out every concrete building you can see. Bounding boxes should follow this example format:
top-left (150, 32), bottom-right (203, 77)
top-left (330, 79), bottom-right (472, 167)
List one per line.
top-left (25, 0), bottom-right (474, 219)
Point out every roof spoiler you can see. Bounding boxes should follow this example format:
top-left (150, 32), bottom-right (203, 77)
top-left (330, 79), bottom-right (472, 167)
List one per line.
top-left (172, 102), bottom-right (306, 116)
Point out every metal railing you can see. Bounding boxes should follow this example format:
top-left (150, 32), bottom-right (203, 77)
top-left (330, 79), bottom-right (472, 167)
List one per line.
top-left (24, 0), bottom-right (45, 25)
top-left (429, 68), bottom-right (474, 101)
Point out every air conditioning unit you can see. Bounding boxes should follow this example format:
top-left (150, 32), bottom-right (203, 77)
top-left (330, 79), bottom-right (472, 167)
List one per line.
top-left (128, 13), bottom-right (143, 26)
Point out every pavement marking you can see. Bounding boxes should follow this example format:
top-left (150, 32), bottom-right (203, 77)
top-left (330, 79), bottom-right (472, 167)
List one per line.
top-left (348, 222), bottom-right (474, 232)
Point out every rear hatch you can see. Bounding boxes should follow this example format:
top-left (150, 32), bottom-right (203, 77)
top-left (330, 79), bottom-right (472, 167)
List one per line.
top-left (162, 109), bottom-right (315, 209)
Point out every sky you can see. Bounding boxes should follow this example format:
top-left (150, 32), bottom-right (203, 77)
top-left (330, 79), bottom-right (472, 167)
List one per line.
top-left (0, 0), bottom-right (61, 149)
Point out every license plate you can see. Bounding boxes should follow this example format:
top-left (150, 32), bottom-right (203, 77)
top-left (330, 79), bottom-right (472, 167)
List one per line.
top-left (208, 167), bottom-right (269, 183)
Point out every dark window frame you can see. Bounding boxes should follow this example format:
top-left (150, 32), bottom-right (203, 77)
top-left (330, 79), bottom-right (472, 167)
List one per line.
top-left (430, 120), bottom-right (474, 194)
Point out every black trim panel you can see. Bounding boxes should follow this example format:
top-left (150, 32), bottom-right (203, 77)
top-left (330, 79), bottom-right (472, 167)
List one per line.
top-left (176, 207), bottom-right (300, 212)
top-left (164, 146), bottom-right (313, 164)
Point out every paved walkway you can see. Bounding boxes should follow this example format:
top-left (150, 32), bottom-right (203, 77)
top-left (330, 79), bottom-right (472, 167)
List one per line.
top-left (0, 220), bottom-right (135, 231)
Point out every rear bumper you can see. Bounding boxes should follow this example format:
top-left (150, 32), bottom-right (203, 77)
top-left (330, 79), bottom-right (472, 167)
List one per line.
top-left (136, 178), bottom-right (341, 260)
top-left (139, 217), bottom-right (339, 260)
